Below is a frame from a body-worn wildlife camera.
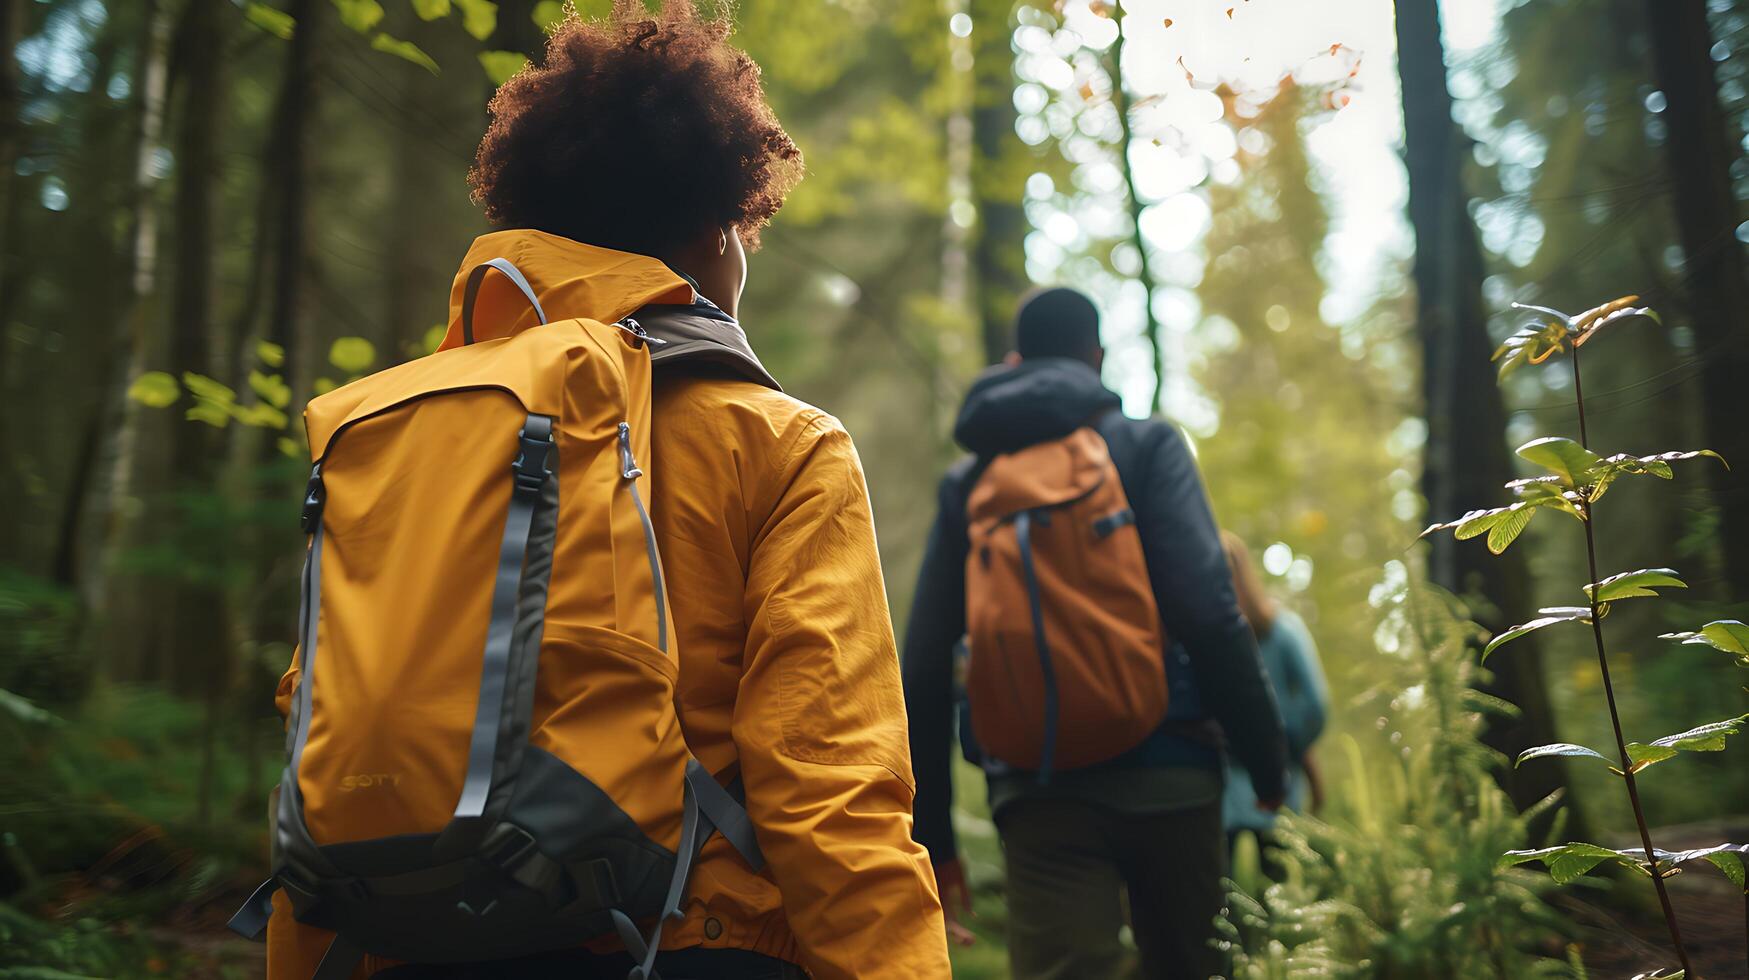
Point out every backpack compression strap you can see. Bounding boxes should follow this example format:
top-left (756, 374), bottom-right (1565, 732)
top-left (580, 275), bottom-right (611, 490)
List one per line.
top-left (461, 257), bottom-right (548, 345)
top-left (1014, 509), bottom-right (1061, 785)
top-left (610, 759), bottom-right (766, 980)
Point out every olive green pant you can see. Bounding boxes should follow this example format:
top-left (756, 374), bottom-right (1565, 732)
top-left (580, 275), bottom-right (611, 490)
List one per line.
top-left (997, 796), bottom-right (1227, 980)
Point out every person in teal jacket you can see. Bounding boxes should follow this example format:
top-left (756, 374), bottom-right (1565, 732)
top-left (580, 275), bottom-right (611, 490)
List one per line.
top-left (1220, 531), bottom-right (1330, 869)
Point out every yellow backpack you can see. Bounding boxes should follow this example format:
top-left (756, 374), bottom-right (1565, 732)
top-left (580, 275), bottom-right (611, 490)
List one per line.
top-left (228, 259), bottom-right (762, 980)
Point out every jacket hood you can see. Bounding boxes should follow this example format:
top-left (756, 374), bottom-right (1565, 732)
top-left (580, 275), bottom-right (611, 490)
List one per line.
top-left (954, 357), bottom-right (1122, 456)
top-left (438, 229), bottom-right (778, 390)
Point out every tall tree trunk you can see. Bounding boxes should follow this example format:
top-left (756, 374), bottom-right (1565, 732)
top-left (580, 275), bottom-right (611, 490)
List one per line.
top-left (1394, 0), bottom-right (1570, 817)
top-left (969, 0), bottom-right (1026, 365)
top-left (0, 0), bottom-right (29, 561)
top-left (169, 0), bottom-right (228, 692)
top-left (268, 0), bottom-right (318, 415)
top-left (69, 0), bottom-right (172, 681)
top-left (1644, 0), bottom-right (1749, 599)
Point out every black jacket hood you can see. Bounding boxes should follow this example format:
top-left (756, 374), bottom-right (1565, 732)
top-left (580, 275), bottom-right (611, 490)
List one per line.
top-left (953, 357), bottom-right (1123, 456)
top-left (635, 298), bottom-right (783, 393)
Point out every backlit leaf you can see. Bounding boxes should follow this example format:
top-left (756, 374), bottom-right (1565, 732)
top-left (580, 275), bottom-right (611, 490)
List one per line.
top-left (328, 337), bottom-right (377, 373)
top-left (1622, 742), bottom-right (1676, 773)
top-left (1660, 621), bottom-right (1749, 667)
top-left (1515, 742), bottom-right (1607, 767)
top-left (532, 0), bottom-right (567, 31)
top-left (1583, 568), bottom-right (1686, 604)
top-left (478, 50), bottom-right (527, 86)
top-left (1486, 505), bottom-right (1535, 554)
top-left (1571, 297), bottom-right (1657, 348)
top-left (1499, 842), bottom-right (1621, 884)
top-left (182, 372), bottom-right (235, 406)
top-left (257, 340), bottom-right (285, 368)
top-left (455, 0), bottom-right (498, 39)
top-left (127, 371), bottom-right (180, 408)
top-left (1646, 714), bottom-right (1749, 755)
top-left (370, 33), bottom-right (439, 74)
top-left (411, 0), bottom-right (450, 19)
top-left (248, 370), bottom-right (292, 410)
top-left (1517, 437), bottom-right (1603, 487)
top-left (332, 0), bottom-right (384, 33)
top-left (1483, 608), bottom-right (1590, 662)
top-left (243, 2), bottom-right (296, 39)
top-left (277, 437), bottom-right (302, 459)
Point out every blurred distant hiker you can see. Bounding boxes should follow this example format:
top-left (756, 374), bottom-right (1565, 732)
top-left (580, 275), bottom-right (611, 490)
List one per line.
top-left (1218, 531), bottom-right (1329, 877)
top-left (244, 4), bottom-right (948, 979)
top-left (901, 286), bottom-right (1289, 980)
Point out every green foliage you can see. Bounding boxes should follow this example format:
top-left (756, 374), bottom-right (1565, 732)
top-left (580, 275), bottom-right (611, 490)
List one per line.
top-left (0, 570), bottom-right (85, 708)
top-left (371, 33), bottom-right (440, 74)
top-left (478, 50), bottom-right (527, 86)
top-left (242, 2), bottom-right (296, 39)
top-left (1422, 295), bottom-right (1744, 974)
top-left (1222, 568), bottom-right (1572, 978)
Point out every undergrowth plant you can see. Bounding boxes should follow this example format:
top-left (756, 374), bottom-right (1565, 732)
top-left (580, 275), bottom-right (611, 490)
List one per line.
top-left (1220, 563), bottom-right (1572, 978)
top-left (1420, 296), bottom-right (1749, 979)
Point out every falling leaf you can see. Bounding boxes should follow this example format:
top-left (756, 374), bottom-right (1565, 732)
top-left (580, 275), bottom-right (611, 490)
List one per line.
top-left (1226, 7), bottom-right (1234, 18)
top-left (1162, 17), bottom-right (1173, 27)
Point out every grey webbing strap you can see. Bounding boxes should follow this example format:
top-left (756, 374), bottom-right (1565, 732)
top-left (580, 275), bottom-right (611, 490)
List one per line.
top-left (1014, 511), bottom-right (1060, 784)
top-left (684, 759), bottom-right (765, 871)
top-left (610, 909), bottom-right (656, 979)
top-left (313, 934), bottom-right (364, 980)
top-left (455, 414), bottom-right (554, 819)
top-left (288, 525), bottom-right (325, 788)
top-left (619, 423), bottom-right (668, 653)
top-left (461, 257), bottom-right (548, 345)
top-left (227, 877), bottom-right (279, 940)
top-left (1092, 508), bottom-right (1136, 539)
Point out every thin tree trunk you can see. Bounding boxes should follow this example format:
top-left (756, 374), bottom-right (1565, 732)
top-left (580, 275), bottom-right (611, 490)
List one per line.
top-left (969, 0), bottom-right (1026, 365)
top-left (1110, 0), bottom-right (1163, 409)
top-left (1644, 0), bottom-right (1749, 600)
top-left (268, 0), bottom-right (318, 415)
top-left (1394, 0), bottom-right (1571, 819)
top-left (0, 0), bottom-right (29, 561)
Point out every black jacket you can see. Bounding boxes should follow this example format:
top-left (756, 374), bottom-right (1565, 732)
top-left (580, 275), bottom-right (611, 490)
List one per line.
top-left (902, 358), bottom-right (1289, 861)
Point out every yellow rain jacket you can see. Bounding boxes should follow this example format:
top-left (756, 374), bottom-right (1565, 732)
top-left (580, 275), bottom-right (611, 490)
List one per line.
top-left (267, 230), bottom-right (949, 979)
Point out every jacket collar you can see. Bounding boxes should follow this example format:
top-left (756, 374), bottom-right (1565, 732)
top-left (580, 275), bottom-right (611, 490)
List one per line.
top-left (635, 299), bottom-right (782, 392)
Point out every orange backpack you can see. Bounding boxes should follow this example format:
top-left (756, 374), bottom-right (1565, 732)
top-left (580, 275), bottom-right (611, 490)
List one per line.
top-left (228, 259), bottom-right (761, 980)
top-left (963, 427), bottom-right (1168, 780)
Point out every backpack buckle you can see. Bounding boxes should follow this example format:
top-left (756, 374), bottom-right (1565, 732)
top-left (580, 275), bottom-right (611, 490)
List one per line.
top-left (512, 418), bottom-right (554, 494)
top-left (299, 464), bottom-right (324, 534)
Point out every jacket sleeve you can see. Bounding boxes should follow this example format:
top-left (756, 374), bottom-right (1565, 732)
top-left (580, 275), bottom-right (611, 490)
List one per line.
top-left (900, 469), bottom-right (972, 865)
top-left (1134, 421), bottom-right (1289, 804)
top-left (735, 414), bottom-right (951, 980)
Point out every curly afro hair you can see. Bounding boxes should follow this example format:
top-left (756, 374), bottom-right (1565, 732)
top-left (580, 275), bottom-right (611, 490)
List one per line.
top-left (468, 0), bottom-right (802, 257)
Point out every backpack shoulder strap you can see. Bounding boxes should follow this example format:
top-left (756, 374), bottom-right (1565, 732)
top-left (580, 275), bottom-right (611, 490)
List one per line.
top-left (460, 257), bottom-right (548, 345)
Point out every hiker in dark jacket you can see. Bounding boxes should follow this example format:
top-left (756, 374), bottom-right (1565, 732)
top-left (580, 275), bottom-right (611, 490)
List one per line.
top-left (902, 287), bottom-right (1289, 980)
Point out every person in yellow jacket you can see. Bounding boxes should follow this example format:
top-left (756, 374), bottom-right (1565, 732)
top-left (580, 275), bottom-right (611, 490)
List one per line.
top-left (264, 3), bottom-right (950, 978)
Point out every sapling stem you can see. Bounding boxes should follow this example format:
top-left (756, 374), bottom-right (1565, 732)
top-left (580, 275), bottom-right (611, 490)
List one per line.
top-left (1569, 339), bottom-right (1692, 977)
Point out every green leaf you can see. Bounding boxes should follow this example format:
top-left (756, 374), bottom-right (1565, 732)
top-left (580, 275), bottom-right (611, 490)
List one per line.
top-left (1683, 846), bottom-right (1746, 891)
top-left (478, 50), bottom-right (527, 85)
top-left (328, 337), bottom-right (378, 373)
top-left (232, 402), bottom-right (290, 430)
top-left (1646, 714), bottom-right (1749, 755)
top-left (1517, 437), bottom-right (1603, 487)
top-left (257, 340), bottom-right (286, 368)
top-left (411, 0), bottom-right (450, 19)
top-left (313, 377), bottom-right (338, 396)
top-left (1584, 568), bottom-right (1686, 604)
top-left (126, 371), bottom-right (180, 408)
top-left (1508, 477), bottom-right (1586, 518)
top-left (186, 401), bottom-right (232, 428)
top-left (332, 0), bottom-right (384, 33)
top-left (532, 0), bottom-right (567, 31)
top-left (243, 2), bottom-right (296, 39)
top-left (277, 437), bottom-right (303, 459)
top-left (420, 324), bottom-right (447, 355)
top-left (1516, 742), bottom-right (1607, 767)
top-left (370, 33), bottom-right (440, 74)
top-left (1499, 842), bottom-right (1621, 884)
top-left (1660, 620), bottom-right (1749, 668)
top-left (1492, 314), bottom-right (1569, 379)
top-left (1622, 742), bottom-right (1677, 773)
top-left (455, 0), bottom-right (498, 40)
top-left (0, 687), bottom-right (60, 726)
top-left (182, 372), bottom-right (236, 406)
top-left (248, 370), bottom-right (292, 409)
top-left (1483, 608), bottom-right (1590, 662)
top-left (1570, 296), bottom-right (1657, 348)
top-left (1486, 505), bottom-right (1536, 554)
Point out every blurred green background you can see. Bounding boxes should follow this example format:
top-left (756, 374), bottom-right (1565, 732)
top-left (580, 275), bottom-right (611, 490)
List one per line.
top-left (3, 0), bottom-right (1748, 976)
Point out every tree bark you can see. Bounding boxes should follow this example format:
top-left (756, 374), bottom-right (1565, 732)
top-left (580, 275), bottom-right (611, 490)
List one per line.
top-left (1394, 0), bottom-right (1570, 817)
top-left (1644, 0), bottom-right (1749, 599)
top-left (267, 0), bottom-right (319, 415)
top-left (969, 0), bottom-right (1026, 365)
top-left (168, 0), bottom-right (228, 701)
